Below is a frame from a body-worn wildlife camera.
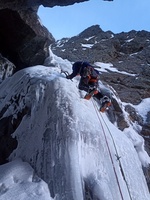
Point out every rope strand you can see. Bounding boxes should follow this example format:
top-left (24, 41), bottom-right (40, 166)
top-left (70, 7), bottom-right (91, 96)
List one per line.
top-left (92, 99), bottom-right (125, 200)
top-left (99, 111), bottom-right (133, 200)
top-left (92, 99), bottom-right (133, 200)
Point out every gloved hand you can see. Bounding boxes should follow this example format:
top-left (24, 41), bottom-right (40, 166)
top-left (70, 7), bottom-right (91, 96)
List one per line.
top-left (66, 75), bottom-right (71, 79)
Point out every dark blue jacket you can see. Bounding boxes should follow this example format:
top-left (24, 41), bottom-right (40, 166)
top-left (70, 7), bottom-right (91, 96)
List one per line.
top-left (69, 61), bottom-right (92, 79)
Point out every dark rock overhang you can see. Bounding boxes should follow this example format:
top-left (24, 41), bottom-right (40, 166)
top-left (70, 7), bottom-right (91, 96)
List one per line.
top-left (0, 0), bottom-right (92, 70)
top-left (0, 0), bottom-right (113, 70)
top-left (0, 0), bottom-right (90, 11)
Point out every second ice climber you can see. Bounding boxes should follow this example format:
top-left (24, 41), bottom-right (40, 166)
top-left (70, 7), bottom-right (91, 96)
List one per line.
top-left (66, 61), bottom-right (111, 112)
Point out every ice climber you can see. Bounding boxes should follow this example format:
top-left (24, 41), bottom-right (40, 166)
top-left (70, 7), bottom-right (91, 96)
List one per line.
top-left (66, 61), bottom-right (111, 112)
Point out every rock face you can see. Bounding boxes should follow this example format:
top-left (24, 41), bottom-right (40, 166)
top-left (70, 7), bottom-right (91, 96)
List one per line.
top-left (0, 0), bottom-right (89, 70)
top-left (51, 24), bottom-right (150, 151)
top-left (0, 8), bottom-right (54, 70)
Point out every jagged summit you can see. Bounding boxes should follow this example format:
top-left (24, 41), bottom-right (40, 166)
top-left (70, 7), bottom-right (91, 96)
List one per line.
top-left (78, 25), bottom-right (104, 38)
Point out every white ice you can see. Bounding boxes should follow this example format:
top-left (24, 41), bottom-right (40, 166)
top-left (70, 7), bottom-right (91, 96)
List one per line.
top-left (0, 52), bottom-right (149, 200)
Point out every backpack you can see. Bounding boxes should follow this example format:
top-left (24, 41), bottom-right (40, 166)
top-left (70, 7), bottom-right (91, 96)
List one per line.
top-left (86, 66), bottom-right (99, 79)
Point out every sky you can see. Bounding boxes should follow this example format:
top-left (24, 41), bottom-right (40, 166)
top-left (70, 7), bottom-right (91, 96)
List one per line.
top-left (0, 51), bottom-right (150, 199)
top-left (38, 0), bottom-right (150, 40)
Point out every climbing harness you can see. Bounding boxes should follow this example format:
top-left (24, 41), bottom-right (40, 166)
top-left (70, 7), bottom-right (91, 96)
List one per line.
top-left (91, 99), bottom-right (133, 200)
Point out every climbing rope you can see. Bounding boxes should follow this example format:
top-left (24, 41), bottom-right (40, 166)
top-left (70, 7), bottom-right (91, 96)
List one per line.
top-left (91, 99), bottom-right (131, 200)
top-left (98, 108), bottom-right (133, 200)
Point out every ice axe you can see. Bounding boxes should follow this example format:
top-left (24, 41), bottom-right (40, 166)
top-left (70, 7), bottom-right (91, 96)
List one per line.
top-left (61, 69), bottom-right (73, 81)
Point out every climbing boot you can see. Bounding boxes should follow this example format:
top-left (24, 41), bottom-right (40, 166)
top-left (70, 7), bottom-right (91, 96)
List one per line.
top-left (99, 96), bottom-right (111, 112)
top-left (84, 89), bottom-right (98, 100)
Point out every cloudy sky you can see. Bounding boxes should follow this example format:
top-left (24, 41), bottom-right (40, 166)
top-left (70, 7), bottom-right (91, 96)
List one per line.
top-left (38, 0), bottom-right (150, 40)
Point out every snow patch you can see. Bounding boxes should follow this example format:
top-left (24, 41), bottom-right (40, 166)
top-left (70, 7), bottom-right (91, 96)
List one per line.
top-left (81, 43), bottom-right (94, 48)
top-left (134, 98), bottom-right (150, 123)
top-left (94, 62), bottom-right (137, 76)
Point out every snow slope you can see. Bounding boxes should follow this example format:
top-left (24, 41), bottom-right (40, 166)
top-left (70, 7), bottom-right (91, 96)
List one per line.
top-left (0, 159), bottom-right (51, 200)
top-left (0, 53), bottom-right (149, 200)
